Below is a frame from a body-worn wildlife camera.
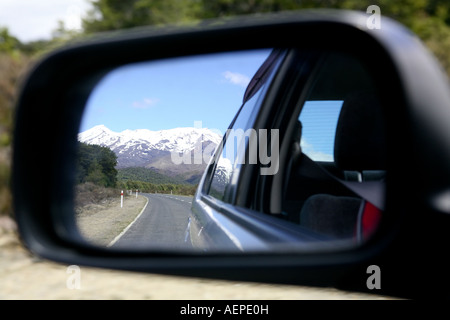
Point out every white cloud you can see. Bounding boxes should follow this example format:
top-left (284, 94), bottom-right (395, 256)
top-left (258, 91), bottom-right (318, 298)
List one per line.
top-left (300, 139), bottom-right (333, 162)
top-left (132, 98), bottom-right (159, 109)
top-left (222, 71), bottom-right (250, 87)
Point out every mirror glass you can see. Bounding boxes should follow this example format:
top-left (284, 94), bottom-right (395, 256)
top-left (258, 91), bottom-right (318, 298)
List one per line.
top-left (75, 49), bottom-right (272, 250)
top-left (75, 49), bottom-right (386, 252)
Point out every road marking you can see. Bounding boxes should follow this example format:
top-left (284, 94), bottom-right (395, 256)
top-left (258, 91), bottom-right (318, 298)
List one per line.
top-left (107, 196), bottom-right (149, 248)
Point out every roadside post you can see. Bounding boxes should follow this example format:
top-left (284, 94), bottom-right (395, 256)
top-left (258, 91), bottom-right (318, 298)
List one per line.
top-left (121, 190), bottom-right (123, 208)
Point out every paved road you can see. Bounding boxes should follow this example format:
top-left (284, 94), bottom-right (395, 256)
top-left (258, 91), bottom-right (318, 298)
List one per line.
top-left (111, 193), bottom-right (193, 250)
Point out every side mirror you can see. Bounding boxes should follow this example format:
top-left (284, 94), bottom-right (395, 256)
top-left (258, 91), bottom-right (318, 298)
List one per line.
top-left (13, 10), bottom-right (450, 299)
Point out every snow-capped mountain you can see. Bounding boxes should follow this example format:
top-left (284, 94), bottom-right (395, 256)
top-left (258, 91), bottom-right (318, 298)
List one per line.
top-left (78, 125), bottom-right (222, 168)
top-left (78, 125), bottom-right (223, 175)
top-left (79, 125), bottom-right (222, 154)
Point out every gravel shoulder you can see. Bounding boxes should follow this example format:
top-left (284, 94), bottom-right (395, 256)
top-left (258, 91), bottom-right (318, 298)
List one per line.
top-left (0, 215), bottom-right (395, 300)
top-left (76, 195), bottom-right (148, 246)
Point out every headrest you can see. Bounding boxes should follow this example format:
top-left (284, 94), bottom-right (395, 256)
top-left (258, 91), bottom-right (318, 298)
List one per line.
top-left (334, 92), bottom-right (386, 171)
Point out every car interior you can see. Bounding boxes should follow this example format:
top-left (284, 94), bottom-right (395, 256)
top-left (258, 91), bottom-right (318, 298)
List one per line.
top-left (280, 52), bottom-right (387, 243)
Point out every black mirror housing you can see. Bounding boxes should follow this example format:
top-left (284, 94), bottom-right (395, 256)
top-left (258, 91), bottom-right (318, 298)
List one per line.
top-left (13, 10), bottom-right (450, 299)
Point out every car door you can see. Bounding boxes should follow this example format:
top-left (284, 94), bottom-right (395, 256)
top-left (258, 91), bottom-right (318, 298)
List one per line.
top-left (190, 46), bottom-right (387, 251)
top-left (189, 48), bottom-right (313, 251)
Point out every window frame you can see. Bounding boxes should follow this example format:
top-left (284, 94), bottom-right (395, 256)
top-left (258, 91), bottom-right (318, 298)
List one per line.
top-left (201, 49), bottom-right (288, 205)
top-left (196, 46), bottom-right (386, 243)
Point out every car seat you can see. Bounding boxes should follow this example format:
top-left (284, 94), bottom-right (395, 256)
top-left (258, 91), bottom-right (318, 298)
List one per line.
top-left (298, 92), bottom-right (386, 241)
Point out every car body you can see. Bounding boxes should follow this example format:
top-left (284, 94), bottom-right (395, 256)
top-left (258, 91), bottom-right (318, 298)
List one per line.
top-left (189, 46), bottom-right (387, 252)
top-left (190, 43), bottom-right (386, 251)
top-left (12, 10), bottom-right (450, 299)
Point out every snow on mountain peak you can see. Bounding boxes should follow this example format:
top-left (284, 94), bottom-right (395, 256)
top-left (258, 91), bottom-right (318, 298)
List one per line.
top-left (78, 125), bottom-right (223, 154)
top-left (78, 124), bottom-right (227, 177)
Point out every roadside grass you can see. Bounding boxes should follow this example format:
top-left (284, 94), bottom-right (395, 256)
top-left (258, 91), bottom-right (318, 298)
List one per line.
top-left (75, 182), bottom-right (121, 210)
top-left (75, 183), bottom-right (148, 246)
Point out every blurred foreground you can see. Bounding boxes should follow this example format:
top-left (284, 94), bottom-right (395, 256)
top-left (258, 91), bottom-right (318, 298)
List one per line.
top-left (0, 216), bottom-right (392, 300)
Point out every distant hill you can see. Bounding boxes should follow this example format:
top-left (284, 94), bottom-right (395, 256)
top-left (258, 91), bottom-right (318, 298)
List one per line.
top-left (117, 167), bottom-right (189, 185)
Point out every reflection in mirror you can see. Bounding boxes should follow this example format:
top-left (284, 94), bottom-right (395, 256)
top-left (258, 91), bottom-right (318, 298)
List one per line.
top-left (74, 50), bottom-right (271, 250)
top-left (74, 48), bottom-right (386, 253)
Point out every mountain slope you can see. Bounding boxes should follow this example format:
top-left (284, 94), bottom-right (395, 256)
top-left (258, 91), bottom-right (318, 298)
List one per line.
top-left (117, 167), bottom-right (188, 185)
top-left (78, 125), bottom-right (223, 182)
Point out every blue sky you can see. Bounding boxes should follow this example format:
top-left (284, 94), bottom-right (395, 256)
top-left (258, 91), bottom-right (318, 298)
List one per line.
top-left (80, 49), bottom-right (272, 135)
top-left (80, 49), bottom-right (344, 162)
top-left (299, 100), bottom-right (344, 161)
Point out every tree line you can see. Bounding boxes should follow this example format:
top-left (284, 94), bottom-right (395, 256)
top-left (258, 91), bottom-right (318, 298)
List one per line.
top-left (117, 180), bottom-right (197, 196)
top-left (79, 0), bottom-right (450, 75)
top-left (117, 167), bottom-right (187, 185)
top-left (76, 142), bottom-right (118, 188)
top-left (117, 167), bottom-right (198, 195)
top-left (76, 142), bottom-right (197, 195)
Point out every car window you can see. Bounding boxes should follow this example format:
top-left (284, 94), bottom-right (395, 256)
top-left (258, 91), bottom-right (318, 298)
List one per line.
top-left (208, 79), bottom-right (268, 202)
top-left (207, 50), bottom-right (285, 203)
top-left (281, 51), bottom-right (386, 242)
top-left (299, 100), bottom-right (343, 162)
